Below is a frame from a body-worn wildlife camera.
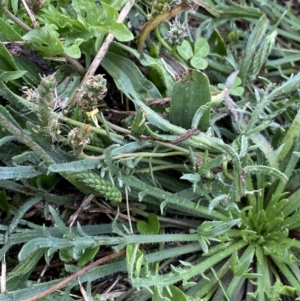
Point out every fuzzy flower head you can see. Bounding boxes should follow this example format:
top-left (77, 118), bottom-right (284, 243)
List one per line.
top-left (68, 125), bottom-right (91, 156)
top-left (167, 18), bottom-right (188, 46)
top-left (150, 0), bottom-right (172, 19)
top-left (80, 74), bottom-right (107, 112)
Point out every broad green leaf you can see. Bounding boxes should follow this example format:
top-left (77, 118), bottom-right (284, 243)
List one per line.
top-left (0, 43), bottom-right (18, 70)
top-left (71, 0), bottom-right (103, 25)
top-left (0, 18), bottom-right (21, 41)
top-left (59, 248), bottom-right (74, 262)
top-left (208, 195), bottom-right (227, 212)
top-left (218, 76), bottom-right (244, 96)
top-left (137, 213), bottom-right (160, 235)
top-left (63, 38), bottom-right (84, 58)
top-left (77, 246), bottom-right (100, 267)
top-left (103, 0), bottom-right (127, 9)
top-left (170, 70), bottom-right (211, 131)
top-left (208, 29), bottom-right (227, 55)
top-left (279, 285), bottom-right (297, 297)
top-left (99, 3), bottom-right (133, 42)
top-left (11, 0), bottom-right (19, 14)
top-left (180, 173), bottom-right (200, 183)
top-left (0, 105), bottom-right (23, 131)
top-left (114, 42), bottom-right (175, 96)
top-left (40, 4), bottom-right (88, 30)
top-left (190, 38), bottom-right (209, 70)
top-left (231, 86), bottom-right (244, 96)
top-left (177, 40), bottom-right (193, 60)
top-left (126, 244), bottom-right (147, 278)
top-left (193, 38), bottom-right (210, 58)
top-left (31, 173), bottom-right (57, 190)
top-left (0, 71), bottom-right (27, 83)
top-left (22, 24), bottom-right (64, 56)
top-left (13, 56), bottom-right (42, 86)
top-left (101, 52), bottom-right (162, 102)
top-left (190, 56), bottom-right (208, 70)
top-left (152, 285), bottom-right (187, 301)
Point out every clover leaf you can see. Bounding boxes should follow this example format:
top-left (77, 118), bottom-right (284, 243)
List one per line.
top-left (218, 76), bottom-right (245, 96)
top-left (137, 213), bottom-right (160, 234)
top-left (176, 37), bottom-right (210, 70)
top-left (176, 40), bottom-right (193, 60)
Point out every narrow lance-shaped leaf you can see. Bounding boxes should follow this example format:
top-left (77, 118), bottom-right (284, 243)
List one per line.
top-left (239, 15), bottom-right (269, 86)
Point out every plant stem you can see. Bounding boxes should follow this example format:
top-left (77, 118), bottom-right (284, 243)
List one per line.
top-left (0, 5), bottom-right (32, 31)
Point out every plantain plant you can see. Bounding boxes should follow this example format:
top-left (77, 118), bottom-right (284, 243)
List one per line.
top-left (1, 0), bottom-right (300, 301)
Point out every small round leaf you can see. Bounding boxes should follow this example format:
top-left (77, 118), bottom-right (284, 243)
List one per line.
top-left (194, 37), bottom-right (210, 58)
top-left (137, 213), bottom-right (160, 234)
top-left (231, 86), bottom-right (245, 96)
top-left (190, 56), bottom-right (208, 70)
top-left (177, 40), bottom-right (193, 60)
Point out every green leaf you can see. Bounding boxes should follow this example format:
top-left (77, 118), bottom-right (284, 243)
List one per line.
top-left (126, 244), bottom-right (148, 278)
top-left (0, 105), bottom-right (23, 131)
top-left (153, 285), bottom-right (187, 301)
top-left (0, 190), bottom-right (14, 214)
top-left (11, 54), bottom-right (43, 86)
top-left (239, 15), bottom-right (269, 85)
top-left (137, 213), bottom-right (160, 235)
top-left (59, 248), bottom-right (74, 262)
top-left (22, 24), bottom-right (64, 57)
top-left (208, 29), bottom-right (227, 56)
top-left (0, 18), bottom-right (22, 41)
top-left (234, 247), bottom-right (255, 276)
top-left (190, 56), bottom-right (208, 70)
top-left (218, 76), bottom-right (244, 96)
top-left (131, 108), bottom-right (146, 135)
top-left (193, 38), bottom-right (210, 58)
top-left (170, 70), bottom-right (211, 131)
top-left (100, 3), bottom-right (133, 42)
top-left (11, 0), bottom-right (19, 15)
top-left (279, 285), bottom-right (297, 297)
top-left (0, 43), bottom-right (18, 70)
top-left (101, 52), bottom-right (162, 102)
top-left (41, 4), bottom-right (88, 30)
top-left (0, 166), bottom-right (42, 179)
top-left (114, 42), bottom-right (175, 96)
top-left (50, 206), bottom-right (71, 236)
top-left (31, 173), bottom-right (57, 190)
top-left (7, 249), bottom-right (44, 291)
top-left (197, 219), bottom-right (240, 239)
top-left (63, 38), bottom-right (84, 58)
top-left (103, 0), bottom-right (127, 9)
top-left (177, 40), bottom-right (193, 60)
top-left (77, 246), bottom-right (100, 267)
top-left (0, 71), bottom-right (27, 83)
top-left (231, 86), bottom-right (244, 96)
